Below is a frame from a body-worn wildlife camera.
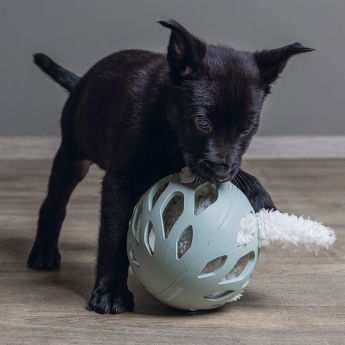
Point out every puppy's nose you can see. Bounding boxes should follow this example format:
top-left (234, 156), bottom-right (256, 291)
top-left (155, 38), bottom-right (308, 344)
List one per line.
top-left (214, 169), bottom-right (231, 182)
top-left (208, 162), bottom-right (231, 181)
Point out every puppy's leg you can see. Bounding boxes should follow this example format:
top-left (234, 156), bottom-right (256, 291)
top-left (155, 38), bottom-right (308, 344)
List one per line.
top-left (28, 143), bottom-right (91, 270)
top-left (89, 174), bottom-right (138, 314)
top-left (234, 169), bottom-right (277, 211)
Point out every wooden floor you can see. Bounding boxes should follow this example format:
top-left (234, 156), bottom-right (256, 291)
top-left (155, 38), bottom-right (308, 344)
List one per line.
top-left (0, 159), bottom-right (344, 345)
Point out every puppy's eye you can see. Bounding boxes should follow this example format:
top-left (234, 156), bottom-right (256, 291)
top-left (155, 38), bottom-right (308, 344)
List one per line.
top-left (194, 116), bottom-right (212, 133)
top-left (240, 128), bottom-right (251, 138)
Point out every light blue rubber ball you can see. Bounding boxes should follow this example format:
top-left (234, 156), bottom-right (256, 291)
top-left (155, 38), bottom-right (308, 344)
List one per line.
top-left (127, 172), bottom-right (259, 311)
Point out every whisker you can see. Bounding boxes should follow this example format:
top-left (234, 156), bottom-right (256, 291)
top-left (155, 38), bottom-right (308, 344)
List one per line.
top-left (237, 173), bottom-right (247, 191)
top-left (234, 174), bottom-right (245, 192)
top-left (240, 172), bottom-right (253, 193)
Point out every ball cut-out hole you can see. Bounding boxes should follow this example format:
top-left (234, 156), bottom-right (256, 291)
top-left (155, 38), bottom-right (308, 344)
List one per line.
top-left (163, 193), bottom-right (184, 238)
top-left (198, 255), bottom-right (227, 278)
top-left (204, 290), bottom-right (234, 301)
top-left (221, 251), bottom-right (255, 282)
top-left (132, 203), bottom-right (143, 243)
top-left (152, 183), bottom-right (169, 208)
top-left (194, 183), bottom-right (218, 215)
top-left (145, 221), bottom-right (156, 255)
top-left (129, 248), bottom-right (140, 267)
top-left (177, 226), bottom-right (193, 259)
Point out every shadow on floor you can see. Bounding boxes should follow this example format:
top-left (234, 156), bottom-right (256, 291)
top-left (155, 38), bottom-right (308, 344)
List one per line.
top-left (0, 235), bottom-right (265, 317)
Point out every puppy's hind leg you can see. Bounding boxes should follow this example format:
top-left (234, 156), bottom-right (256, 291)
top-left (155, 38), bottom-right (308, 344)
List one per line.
top-left (28, 142), bottom-right (91, 270)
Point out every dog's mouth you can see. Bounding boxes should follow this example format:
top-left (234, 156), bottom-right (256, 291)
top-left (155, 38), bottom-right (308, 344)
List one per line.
top-left (187, 163), bottom-right (237, 186)
top-left (183, 151), bottom-right (238, 185)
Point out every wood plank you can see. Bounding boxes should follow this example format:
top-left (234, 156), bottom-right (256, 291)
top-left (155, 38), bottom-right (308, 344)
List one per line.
top-left (1, 136), bottom-right (345, 159)
top-left (0, 159), bottom-right (344, 345)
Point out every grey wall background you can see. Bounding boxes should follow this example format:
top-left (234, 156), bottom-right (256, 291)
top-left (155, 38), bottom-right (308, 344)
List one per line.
top-left (1, 0), bottom-right (344, 136)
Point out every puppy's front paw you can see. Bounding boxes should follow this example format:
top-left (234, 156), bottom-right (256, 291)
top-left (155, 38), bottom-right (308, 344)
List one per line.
top-left (88, 284), bottom-right (134, 314)
top-left (27, 244), bottom-right (61, 270)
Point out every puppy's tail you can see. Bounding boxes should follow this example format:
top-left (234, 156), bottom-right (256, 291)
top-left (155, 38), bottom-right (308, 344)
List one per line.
top-left (33, 53), bottom-right (80, 92)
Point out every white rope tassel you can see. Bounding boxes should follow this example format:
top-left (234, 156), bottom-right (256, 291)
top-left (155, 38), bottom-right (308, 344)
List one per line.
top-left (240, 209), bottom-right (336, 249)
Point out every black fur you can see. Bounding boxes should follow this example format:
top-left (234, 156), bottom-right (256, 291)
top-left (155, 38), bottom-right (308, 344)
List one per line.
top-left (28, 20), bottom-right (312, 314)
top-left (34, 53), bottom-right (80, 91)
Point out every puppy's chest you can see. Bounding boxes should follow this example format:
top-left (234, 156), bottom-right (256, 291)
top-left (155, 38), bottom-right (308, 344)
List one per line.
top-left (140, 140), bottom-right (184, 181)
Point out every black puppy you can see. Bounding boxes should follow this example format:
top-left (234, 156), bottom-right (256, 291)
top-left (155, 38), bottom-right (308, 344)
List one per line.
top-left (28, 20), bottom-right (312, 314)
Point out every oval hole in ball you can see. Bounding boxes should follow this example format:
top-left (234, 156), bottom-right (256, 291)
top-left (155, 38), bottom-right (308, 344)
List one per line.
top-left (129, 247), bottom-right (140, 267)
top-left (220, 251), bottom-right (255, 283)
top-left (144, 221), bottom-right (156, 255)
top-left (198, 255), bottom-right (227, 278)
top-left (194, 183), bottom-right (218, 215)
top-left (132, 203), bottom-right (143, 244)
top-left (162, 193), bottom-right (184, 238)
top-left (177, 225), bottom-right (193, 259)
top-left (152, 182), bottom-right (169, 209)
top-left (204, 290), bottom-right (234, 301)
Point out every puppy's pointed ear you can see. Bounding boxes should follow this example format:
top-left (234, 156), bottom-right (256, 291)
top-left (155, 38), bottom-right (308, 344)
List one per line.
top-left (158, 19), bottom-right (206, 82)
top-left (254, 43), bottom-right (314, 86)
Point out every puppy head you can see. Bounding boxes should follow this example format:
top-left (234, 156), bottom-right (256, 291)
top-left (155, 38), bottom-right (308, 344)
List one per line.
top-left (160, 20), bottom-right (313, 183)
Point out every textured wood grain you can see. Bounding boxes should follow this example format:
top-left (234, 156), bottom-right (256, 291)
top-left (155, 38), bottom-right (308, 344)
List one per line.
top-left (1, 136), bottom-right (345, 159)
top-left (0, 159), bottom-right (344, 345)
